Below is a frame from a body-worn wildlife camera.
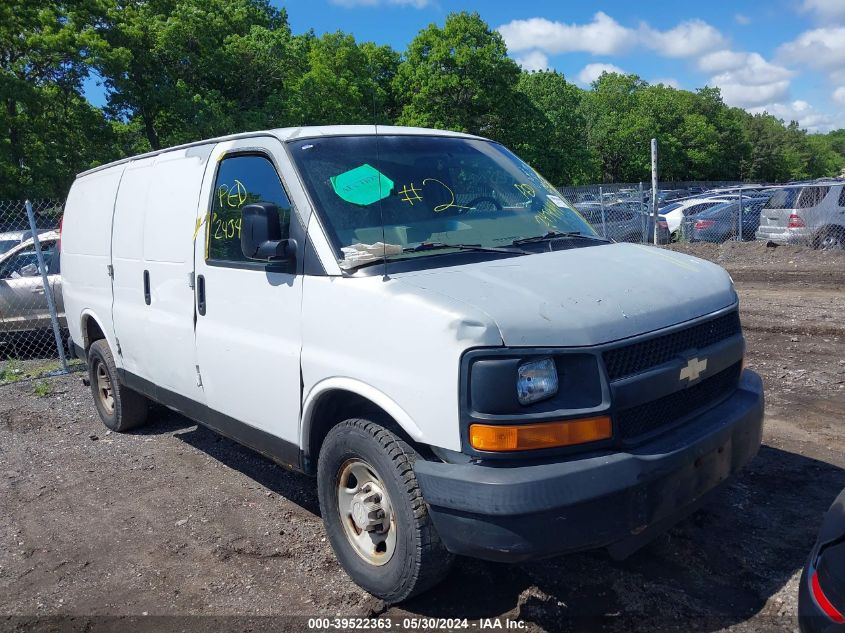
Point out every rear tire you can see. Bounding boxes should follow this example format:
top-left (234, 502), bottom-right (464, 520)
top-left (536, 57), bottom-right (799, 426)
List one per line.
top-left (816, 226), bottom-right (845, 251)
top-left (317, 418), bottom-right (453, 602)
top-left (87, 339), bottom-right (148, 432)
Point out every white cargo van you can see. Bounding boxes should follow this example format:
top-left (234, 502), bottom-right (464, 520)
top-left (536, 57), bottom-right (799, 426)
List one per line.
top-left (62, 126), bottom-right (764, 601)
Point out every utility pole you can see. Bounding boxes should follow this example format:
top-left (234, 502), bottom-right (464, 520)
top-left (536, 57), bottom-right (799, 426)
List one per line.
top-left (651, 138), bottom-right (659, 245)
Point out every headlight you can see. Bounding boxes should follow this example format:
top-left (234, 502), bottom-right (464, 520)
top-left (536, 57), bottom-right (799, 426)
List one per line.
top-left (516, 358), bottom-right (558, 405)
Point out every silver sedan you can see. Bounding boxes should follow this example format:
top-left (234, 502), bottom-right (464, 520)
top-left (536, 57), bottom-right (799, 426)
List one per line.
top-left (0, 231), bottom-right (65, 336)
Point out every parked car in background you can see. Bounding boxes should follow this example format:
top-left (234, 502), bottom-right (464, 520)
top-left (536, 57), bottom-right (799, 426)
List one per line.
top-left (756, 183), bottom-right (845, 249)
top-left (655, 189), bottom-right (688, 207)
top-left (575, 202), bottom-right (669, 243)
top-left (0, 231), bottom-right (64, 341)
top-left (687, 197), bottom-right (771, 243)
top-left (660, 197), bottom-right (738, 237)
top-left (799, 487), bottom-right (845, 632)
top-left (0, 229), bottom-right (52, 255)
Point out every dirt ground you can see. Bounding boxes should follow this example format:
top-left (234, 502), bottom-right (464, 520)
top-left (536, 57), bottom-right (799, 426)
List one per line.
top-left (1, 241), bottom-right (844, 633)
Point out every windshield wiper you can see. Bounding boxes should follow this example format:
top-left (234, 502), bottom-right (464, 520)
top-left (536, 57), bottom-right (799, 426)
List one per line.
top-left (341, 241), bottom-right (529, 272)
top-left (405, 242), bottom-right (531, 255)
top-left (512, 231), bottom-right (610, 246)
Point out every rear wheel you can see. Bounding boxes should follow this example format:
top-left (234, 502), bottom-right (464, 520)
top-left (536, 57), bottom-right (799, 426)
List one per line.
top-left (816, 226), bottom-right (845, 251)
top-left (87, 339), bottom-right (148, 432)
top-left (317, 419), bottom-right (453, 602)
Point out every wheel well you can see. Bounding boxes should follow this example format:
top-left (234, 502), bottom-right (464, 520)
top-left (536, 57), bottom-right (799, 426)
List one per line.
top-left (83, 316), bottom-right (106, 350)
top-left (304, 389), bottom-right (423, 475)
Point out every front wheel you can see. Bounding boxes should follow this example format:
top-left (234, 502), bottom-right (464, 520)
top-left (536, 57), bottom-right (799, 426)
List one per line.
top-left (317, 419), bottom-right (453, 602)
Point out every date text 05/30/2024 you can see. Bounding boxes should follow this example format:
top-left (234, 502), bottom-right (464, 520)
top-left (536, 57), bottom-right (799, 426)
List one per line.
top-left (307, 618), bottom-right (527, 630)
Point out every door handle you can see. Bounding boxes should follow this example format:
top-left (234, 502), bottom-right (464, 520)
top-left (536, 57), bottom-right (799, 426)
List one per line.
top-left (143, 270), bottom-right (151, 305)
top-left (31, 286), bottom-right (45, 294)
top-left (196, 274), bottom-right (206, 316)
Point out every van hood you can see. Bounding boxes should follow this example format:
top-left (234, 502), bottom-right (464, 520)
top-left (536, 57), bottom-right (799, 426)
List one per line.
top-left (393, 243), bottom-right (737, 347)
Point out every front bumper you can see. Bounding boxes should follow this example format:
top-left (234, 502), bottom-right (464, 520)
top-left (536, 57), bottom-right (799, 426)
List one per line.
top-left (414, 369), bottom-right (764, 562)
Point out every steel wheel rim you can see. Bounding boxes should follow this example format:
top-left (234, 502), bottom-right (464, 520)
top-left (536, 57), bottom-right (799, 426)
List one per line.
top-left (820, 233), bottom-right (844, 250)
top-left (95, 361), bottom-right (115, 414)
top-left (336, 458), bottom-right (396, 566)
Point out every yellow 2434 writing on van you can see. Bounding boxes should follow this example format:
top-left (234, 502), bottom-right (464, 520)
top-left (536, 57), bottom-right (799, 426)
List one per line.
top-left (62, 126), bottom-right (764, 601)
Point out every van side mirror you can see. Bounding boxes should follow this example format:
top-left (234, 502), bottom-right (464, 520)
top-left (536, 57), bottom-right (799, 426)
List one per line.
top-left (240, 202), bottom-right (296, 263)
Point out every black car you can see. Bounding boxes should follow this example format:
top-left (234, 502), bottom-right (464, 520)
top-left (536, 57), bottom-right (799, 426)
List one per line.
top-left (799, 487), bottom-right (845, 632)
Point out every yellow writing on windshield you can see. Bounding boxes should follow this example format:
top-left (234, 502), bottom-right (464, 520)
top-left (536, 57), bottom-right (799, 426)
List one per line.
top-left (514, 183), bottom-right (536, 198)
top-left (422, 178), bottom-right (471, 212)
top-left (398, 183), bottom-right (423, 205)
top-left (536, 199), bottom-right (566, 228)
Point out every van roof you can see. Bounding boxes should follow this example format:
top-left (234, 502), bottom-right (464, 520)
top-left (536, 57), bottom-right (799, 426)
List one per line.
top-left (75, 125), bottom-right (485, 179)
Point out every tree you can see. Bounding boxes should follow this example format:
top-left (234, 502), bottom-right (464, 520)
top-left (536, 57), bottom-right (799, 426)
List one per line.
top-left (0, 0), bottom-right (113, 197)
top-left (4, 5), bottom-right (845, 198)
top-left (89, 0), bottom-right (301, 149)
top-left (578, 72), bottom-right (649, 182)
top-left (513, 71), bottom-right (594, 184)
top-left (393, 12), bottom-right (521, 142)
top-left (293, 32), bottom-right (399, 125)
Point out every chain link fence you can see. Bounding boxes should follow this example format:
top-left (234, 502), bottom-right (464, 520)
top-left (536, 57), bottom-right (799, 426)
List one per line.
top-left (558, 179), bottom-right (845, 248)
top-left (0, 199), bottom-right (77, 386)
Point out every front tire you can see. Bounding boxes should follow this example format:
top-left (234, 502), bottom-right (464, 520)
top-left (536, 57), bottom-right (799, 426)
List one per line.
top-left (317, 419), bottom-right (453, 602)
top-left (87, 339), bottom-right (148, 432)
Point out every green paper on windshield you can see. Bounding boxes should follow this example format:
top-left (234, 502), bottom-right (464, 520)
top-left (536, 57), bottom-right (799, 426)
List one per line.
top-left (330, 164), bottom-right (394, 206)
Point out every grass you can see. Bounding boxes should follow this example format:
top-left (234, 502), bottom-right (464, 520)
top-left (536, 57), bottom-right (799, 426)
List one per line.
top-left (0, 357), bottom-right (84, 385)
top-left (33, 381), bottom-right (52, 397)
top-left (1, 359), bottom-right (22, 383)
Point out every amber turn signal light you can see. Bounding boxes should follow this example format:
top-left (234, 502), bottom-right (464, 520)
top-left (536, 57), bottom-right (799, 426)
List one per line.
top-left (469, 416), bottom-right (612, 452)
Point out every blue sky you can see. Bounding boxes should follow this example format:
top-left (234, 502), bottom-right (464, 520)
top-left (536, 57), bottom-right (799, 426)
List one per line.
top-left (84, 0), bottom-right (845, 131)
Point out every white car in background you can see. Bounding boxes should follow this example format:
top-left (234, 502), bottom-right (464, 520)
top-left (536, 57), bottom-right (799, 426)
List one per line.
top-left (0, 230), bottom-right (64, 336)
top-left (660, 196), bottom-right (740, 236)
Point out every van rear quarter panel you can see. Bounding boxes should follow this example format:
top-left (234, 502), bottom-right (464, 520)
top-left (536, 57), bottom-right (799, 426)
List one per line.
top-left (62, 166), bottom-right (125, 352)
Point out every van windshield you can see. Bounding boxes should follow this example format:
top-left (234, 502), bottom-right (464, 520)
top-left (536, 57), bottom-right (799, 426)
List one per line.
top-left (289, 135), bottom-right (597, 270)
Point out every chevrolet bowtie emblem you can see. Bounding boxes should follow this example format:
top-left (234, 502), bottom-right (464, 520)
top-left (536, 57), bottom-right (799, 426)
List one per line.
top-left (680, 357), bottom-right (707, 382)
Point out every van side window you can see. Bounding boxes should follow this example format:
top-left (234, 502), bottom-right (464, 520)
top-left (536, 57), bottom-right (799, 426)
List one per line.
top-left (797, 186), bottom-right (830, 209)
top-left (838, 187), bottom-right (845, 208)
top-left (208, 155), bottom-right (291, 263)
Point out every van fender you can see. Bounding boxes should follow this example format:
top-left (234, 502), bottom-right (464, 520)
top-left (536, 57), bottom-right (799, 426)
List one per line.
top-left (79, 309), bottom-right (122, 368)
top-left (300, 377), bottom-right (425, 449)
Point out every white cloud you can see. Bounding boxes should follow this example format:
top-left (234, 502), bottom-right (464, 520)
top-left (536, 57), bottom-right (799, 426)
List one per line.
top-left (640, 19), bottom-right (727, 58)
top-left (834, 87), bottom-right (845, 107)
top-left (719, 81), bottom-right (792, 108)
top-left (778, 27), bottom-right (845, 73)
top-left (497, 13), bottom-right (724, 59)
top-left (576, 63), bottom-right (626, 86)
top-left (651, 77), bottom-right (681, 89)
top-left (735, 13), bottom-right (751, 25)
top-left (498, 12), bottom-right (637, 56)
top-left (799, 0), bottom-right (845, 21)
top-left (748, 100), bottom-right (841, 132)
top-left (697, 50), bottom-right (795, 108)
top-left (515, 50), bottom-right (550, 72)
top-left (698, 50), bottom-right (749, 74)
top-left (330, 0), bottom-right (430, 6)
